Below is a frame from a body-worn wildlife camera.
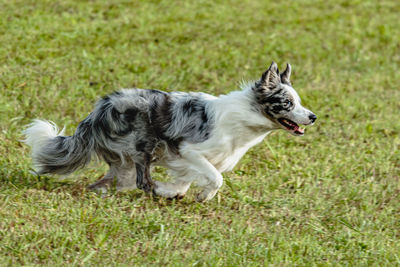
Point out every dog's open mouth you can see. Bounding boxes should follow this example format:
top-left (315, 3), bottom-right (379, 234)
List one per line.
top-left (278, 118), bottom-right (305, 135)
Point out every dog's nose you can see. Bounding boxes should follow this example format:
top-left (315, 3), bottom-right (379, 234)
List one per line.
top-left (309, 114), bottom-right (317, 123)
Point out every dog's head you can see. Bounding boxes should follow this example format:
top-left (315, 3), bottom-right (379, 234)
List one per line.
top-left (253, 62), bottom-right (316, 136)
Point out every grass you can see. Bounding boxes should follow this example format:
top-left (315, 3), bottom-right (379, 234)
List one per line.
top-left (0, 0), bottom-right (399, 265)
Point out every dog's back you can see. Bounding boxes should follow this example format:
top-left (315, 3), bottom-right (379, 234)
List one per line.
top-left (23, 88), bottom-right (219, 192)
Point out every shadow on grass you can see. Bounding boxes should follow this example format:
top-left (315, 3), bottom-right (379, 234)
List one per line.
top-left (1, 166), bottom-right (74, 191)
top-left (0, 164), bottom-right (195, 207)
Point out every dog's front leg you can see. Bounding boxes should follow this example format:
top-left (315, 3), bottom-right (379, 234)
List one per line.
top-left (181, 151), bottom-right (223, 202)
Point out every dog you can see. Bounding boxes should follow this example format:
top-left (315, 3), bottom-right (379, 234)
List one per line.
top-left (23, 62), bottom-right (316, 202)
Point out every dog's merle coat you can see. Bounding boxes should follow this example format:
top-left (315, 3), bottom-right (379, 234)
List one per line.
top-left (24, 62), bottom-right (316, 202)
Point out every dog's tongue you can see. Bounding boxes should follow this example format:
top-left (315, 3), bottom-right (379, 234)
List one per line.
top-left (294, 126), bottom-right (304, 135)
top-left (280, 118), bottom-right (305, 135)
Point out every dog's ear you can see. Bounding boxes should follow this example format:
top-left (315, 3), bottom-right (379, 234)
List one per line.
top-left (260, 61), bottom-right (281, 89)
top-left (280, 63), bottom-right (291, 85)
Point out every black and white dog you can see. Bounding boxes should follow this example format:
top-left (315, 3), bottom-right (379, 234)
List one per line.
top-left (24, 62), bottom-right (316, 202)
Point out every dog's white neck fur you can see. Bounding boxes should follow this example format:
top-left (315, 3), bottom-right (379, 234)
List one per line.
top-left (176, 82), bottom-right (277, 173)
top-left (215, 81), bottom-right (277, 131)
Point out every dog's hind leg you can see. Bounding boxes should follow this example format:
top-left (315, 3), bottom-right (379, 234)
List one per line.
top-left (115, 164), bottom-right (137, 191)
top-left (135, 153), bottom-right (155, 193)
top-left (88, 162), bottom-right (137, 193)
top-left (87, 165), bottom-right (116, 194)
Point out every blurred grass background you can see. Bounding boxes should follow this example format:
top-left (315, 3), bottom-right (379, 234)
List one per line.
top-left (0, 0), bottom-right (399, 265)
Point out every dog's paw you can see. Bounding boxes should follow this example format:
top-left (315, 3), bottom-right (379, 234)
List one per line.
top-left (153, 181), bottom-right (186, 200)
top-left (87, 177), bottom-right (114, 196)
top-left (166, 194), bottom-right (185, 201)
top-left (195, 189), bottom-right (218, 202)
top-left (137, 182), bottom-right (154, 194)
top-left (87, 184), bottom-right (109, 198)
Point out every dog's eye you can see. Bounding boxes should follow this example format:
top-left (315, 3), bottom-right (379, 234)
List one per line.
top-left (284, 100), bottom-right (292, 107)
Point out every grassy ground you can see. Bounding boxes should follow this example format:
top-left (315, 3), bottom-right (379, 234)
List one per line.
top-left (1, 0), bottom-right (399, 265)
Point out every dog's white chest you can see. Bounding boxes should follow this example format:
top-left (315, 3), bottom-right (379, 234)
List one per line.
top-left (206, 131), bottom-right (269, 173)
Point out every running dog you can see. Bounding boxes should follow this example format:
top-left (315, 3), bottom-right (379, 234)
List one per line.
top-left (24, 62), bottom-right (317, 202)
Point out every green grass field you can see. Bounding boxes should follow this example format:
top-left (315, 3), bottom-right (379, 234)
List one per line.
top-left (1, 0), bottom-right (399, 265)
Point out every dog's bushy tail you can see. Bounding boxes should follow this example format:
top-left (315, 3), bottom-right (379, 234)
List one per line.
top-left (23, 119), bottom-right (94, 175)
